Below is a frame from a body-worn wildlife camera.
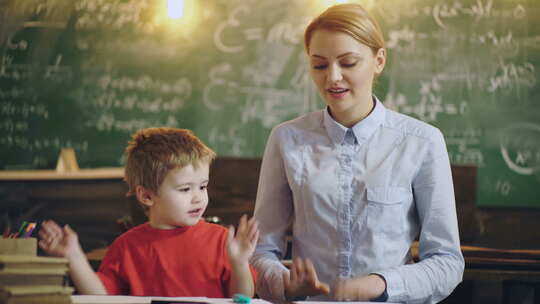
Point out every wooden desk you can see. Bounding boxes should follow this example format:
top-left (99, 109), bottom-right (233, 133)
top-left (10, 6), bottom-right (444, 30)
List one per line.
top-left (71, 295), bottom-right (394, 304)
top-left (412, 243), bottom-right (540, 304)
top-left (89, 243), bottom-right (540, 278)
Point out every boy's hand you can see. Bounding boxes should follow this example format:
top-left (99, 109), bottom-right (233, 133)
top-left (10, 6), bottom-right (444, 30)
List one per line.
top-left (227, 215), bottom-right (259, 265)
top-left (284, 257), bottom-right (330, 300)
top-left (38, 220), bottom-right (84, 259)
top-left (332, 274), bottom-right (386, 301)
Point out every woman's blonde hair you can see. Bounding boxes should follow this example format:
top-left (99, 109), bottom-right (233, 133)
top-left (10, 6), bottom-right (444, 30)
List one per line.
top-left (304, 3), bottom-right (385, 54)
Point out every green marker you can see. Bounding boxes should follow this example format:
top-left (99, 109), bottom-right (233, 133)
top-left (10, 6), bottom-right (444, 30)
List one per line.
top-left (233, 294), bottom-right (251, 304)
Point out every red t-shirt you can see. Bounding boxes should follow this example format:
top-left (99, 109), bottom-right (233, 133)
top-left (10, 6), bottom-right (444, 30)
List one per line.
top-left (96, 220), bottom-right (255, 297)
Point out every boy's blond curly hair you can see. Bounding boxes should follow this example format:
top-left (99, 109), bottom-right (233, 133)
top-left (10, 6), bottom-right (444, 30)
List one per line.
top-left (124, 128), bottom-right (216, 206)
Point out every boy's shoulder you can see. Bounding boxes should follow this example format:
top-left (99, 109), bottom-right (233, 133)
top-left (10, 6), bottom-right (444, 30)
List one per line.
top-left (111, 222), bottom-right (151, 244)
top-left (113, 221), bottom-right (228, 243)
top-left (194, 221), bottom-right (228, 236)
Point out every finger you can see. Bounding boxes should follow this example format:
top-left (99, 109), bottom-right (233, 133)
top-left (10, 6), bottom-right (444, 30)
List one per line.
top-left (47, 235), bottom-right (60, 251)
top-left (37, 229), bottom-right (49, 240)
top-left (227, 225), bottom-right (235, 244)
top-left (305, 259), bottom-right (319, 284)
top-left (64, 224), bottom-right (75, 235)
top-left (39, 221), bottom-right (56, 235)
top-left (47, 221), bottom-right (63, 235)
top-left (282, 270), bottom-right (291, 291)
top-left (38, 239), bottom-right (49, 250)
top-left (250, 229), bottom-right (259, 245)
top-left (247, 220), bottom-right (259, 241)
top-left (239, 214), bottom-right (248, 235)
top-left (319, 281), bottom-right (331, 294)
top-left (38, 228), bottom-right (54, 244)
top-left (247, 215), bottom-right (256, 229)
top-left (290, 258), bottom-right (298, 282)
top-left (295, 257), bottom-right (305, 282)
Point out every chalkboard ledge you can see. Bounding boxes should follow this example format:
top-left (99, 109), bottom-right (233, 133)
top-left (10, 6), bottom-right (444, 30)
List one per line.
top-left (0, 168), bottom-right (124, 180)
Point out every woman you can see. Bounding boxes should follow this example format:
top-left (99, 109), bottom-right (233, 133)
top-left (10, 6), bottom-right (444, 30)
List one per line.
top-left (250, 3), bottom-right (464, 303)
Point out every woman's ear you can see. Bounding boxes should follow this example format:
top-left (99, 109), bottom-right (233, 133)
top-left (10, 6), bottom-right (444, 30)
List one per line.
top-left (374, 48), bottom-right (386, 75)
top-left (136, 185), bottom-right (155, 207)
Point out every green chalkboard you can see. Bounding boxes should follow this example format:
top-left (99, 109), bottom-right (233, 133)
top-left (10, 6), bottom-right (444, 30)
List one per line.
top-left (1, 0), bottom-right (539, 207)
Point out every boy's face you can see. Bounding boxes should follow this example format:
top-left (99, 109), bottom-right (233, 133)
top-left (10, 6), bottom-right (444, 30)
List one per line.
top-left (146, 162), bottom-right (210, 229)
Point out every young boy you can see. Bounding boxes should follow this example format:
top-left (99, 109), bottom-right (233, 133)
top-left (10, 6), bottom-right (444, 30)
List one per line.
top-left (38, 127), bottom-right (259, 297)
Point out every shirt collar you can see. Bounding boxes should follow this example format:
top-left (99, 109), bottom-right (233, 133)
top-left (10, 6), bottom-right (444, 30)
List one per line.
top-left (323, 96), bottom-right (386, 145)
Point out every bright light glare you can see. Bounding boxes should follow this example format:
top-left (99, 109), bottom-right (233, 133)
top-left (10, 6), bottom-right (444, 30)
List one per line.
top-left (167, 0), bottom-right (184, 19)
top-left (317, 0), bottom-right (351, 11)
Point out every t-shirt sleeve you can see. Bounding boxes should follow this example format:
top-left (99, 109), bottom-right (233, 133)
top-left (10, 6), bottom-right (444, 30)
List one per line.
top-left (96, 240), bottom-right (129, 295)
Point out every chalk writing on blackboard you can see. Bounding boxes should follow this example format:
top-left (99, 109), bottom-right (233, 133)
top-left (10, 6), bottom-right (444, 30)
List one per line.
top-left (500, 123), bottom-right (540, 176)
top-left (445, 127), bottom-right (484, 166)
top-left (1, 0), bottom-right (538, 207)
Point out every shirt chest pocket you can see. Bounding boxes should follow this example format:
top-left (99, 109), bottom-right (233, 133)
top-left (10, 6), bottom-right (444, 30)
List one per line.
top-left (366, 186), bottom-right (412, 235)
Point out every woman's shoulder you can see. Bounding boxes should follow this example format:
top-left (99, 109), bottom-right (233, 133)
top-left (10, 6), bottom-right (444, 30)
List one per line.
top-left (383, 108), bottom-right (443, 141)
top-left (271, 110), bottom-right (324, 136)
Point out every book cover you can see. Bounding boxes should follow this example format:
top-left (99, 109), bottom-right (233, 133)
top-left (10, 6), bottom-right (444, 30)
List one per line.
top-left (0, 255), bottom-right (68, 271)
top-left (0, 268), bottom-right (67, 286)
top-left (0, 285), bottom-right (73, 304)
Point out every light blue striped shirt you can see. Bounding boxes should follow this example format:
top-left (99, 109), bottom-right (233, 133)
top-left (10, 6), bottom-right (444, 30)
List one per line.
top-left (251, 98), bottom-right (464, 304)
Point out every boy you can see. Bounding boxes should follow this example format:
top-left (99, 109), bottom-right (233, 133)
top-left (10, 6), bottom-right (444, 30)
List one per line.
top-left (38, 127), bottom-right (259, 297)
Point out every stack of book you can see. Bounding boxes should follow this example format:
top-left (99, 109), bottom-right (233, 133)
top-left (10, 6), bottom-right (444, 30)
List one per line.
top-left (0, 254), bottom-right (73, 304)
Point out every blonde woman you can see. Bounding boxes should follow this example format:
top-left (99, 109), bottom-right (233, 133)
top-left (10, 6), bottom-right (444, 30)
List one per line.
top-left (251, 4), bottom-right (464, 303)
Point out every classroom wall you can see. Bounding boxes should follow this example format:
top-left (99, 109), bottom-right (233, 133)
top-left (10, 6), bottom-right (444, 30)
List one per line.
top-left (2, 159), bottom-right (540, 253)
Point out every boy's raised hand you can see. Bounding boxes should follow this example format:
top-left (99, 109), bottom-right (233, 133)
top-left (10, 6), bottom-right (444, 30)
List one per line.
top-left (38, 220), bottom-right (83, 259)
top-left (227, 215), bottom-right (259, 264)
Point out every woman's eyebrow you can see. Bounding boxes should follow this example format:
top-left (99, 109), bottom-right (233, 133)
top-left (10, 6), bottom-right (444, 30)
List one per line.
top-left (337, 52), bottom-right (360, 59)
top-left (310, 52), bottom-right (360, 59)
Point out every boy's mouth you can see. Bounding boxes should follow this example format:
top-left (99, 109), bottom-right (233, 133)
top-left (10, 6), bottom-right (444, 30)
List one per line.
top-left (188, 208), bottom-right (202, 216)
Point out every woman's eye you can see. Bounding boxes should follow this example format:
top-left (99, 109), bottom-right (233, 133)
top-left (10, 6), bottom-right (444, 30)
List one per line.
top-left (178, 188), bottom-right (190, 192)
top-left (312, 64), bottom-right (327, 70)
top-left (341, 62), bottom-right (356, 68)
top-left (200, 185), bottom-right (208, 190)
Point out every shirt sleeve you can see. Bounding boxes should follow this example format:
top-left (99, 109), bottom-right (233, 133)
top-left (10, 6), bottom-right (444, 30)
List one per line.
top-left (249, 126), bottom-right (293, 301)
top-left (96, 240), bottom-right (129, 295)
top-left (375, 128), bottom-right (465, 304)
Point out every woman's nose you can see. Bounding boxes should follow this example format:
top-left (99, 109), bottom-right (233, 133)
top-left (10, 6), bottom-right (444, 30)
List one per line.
top-left (328, 64), bottom-right (343, 83)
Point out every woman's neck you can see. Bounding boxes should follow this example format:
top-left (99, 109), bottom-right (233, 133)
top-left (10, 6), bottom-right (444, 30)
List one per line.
top-left (330, 96), bottom-right (375, 128)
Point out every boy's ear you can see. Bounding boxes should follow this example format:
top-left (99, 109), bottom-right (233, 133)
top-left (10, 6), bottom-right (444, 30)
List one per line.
top-left (136, 185), bottom-right (155, 207)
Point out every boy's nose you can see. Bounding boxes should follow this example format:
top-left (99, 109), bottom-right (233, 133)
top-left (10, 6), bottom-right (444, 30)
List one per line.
top-left (192, 189), bottom-right (205, 203)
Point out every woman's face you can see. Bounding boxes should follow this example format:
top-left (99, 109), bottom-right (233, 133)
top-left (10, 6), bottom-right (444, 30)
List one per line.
top-left (308, 29), bottom-right (385, 121)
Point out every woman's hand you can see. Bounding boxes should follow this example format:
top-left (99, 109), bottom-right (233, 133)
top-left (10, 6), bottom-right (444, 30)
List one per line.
top-left (38, 220), bottom-right (84, 259)
top-left (227, 215), bottom-right (259, 264)
top-left (283, 257), bottom-right (330, 299)
top-left (333, 274), bottom-right (386, 301)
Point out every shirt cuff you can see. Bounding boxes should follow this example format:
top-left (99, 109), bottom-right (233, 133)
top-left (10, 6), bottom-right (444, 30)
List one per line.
top-left (372, 269), bottom-right (406, 303)
top-left (369, 273), bottom-right (388, 302)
